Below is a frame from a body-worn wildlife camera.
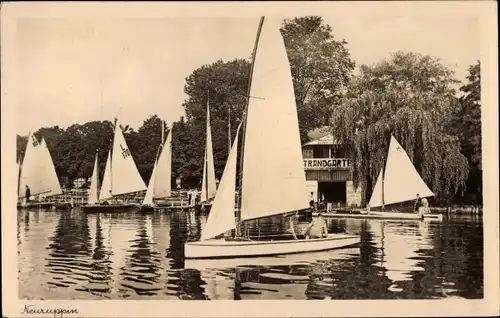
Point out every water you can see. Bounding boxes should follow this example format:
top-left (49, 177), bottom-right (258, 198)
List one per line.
top-left (17, 209), bottom-right (483, 300)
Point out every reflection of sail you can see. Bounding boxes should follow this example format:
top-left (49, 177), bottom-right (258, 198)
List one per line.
top-left (200, 270), bottom-right (235, 300)
top-left (371, 221), bottom-right (424, 283)
top-left (19, 212), bottom-right (56, 293)
top-left (87, 214), bottom-right (98, 252)
top-left (107, 217), bottom-right (137, 294)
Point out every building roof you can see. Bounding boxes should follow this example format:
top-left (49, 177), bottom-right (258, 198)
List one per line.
top-left (303, 134), bottom-right (338, 146)
top-left (304, 126), bottom-right (342, 146)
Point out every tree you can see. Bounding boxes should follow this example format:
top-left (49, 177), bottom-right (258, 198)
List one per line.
top-left (181, 59), bottom-right (249, 179)
top-left (133, 115), bottom-right (169, 183)
top-left (451, 61), bottom-right (481, 203)
top-left (332, 52), bottom-right (469, 202)
top-left (281, 16), bottom-right (356, 143)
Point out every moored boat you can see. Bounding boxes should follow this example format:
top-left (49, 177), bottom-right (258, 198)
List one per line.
top-left (17, 134), bottom-right (65, 210)
top-left (184, 17), bottom-right (360, 259)
top-left (138, 121), bottom-right (172, 212)
top-left (81, 119), bottom-right (146, 213)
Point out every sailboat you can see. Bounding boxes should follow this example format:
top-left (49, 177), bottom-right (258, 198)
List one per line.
top-left (17, 133), bottom-right (64, 209)
top-left (82, 119), bottom-right (147, 213)
top-left (196, 99), bottom-right (217, 211)
top-left (366, 135), bottom-right (442, 220)
top-left (314, 136), bottom-right (442, 221)
top-left (140, 125), bottom-right (172, 212)
top-left (184, 17), bottom-right (360, 259)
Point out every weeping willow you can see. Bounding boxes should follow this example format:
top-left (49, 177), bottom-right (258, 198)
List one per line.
top-left (332, 52), bottom-right (469, 202)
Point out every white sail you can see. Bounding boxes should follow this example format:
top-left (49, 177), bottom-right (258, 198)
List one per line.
top-left (368, 170), bottom-right (384, 208)
top-left (143, 158), bottom-right (157, 205)
top-left (369, 135), bottom-right (434, 208)
top-left (240, 18), bottom-right (309, 222)
top-left (201, 103), bottom-right (217, 203)
top-left (99, 150), bottom-right (112, 201)
top-left (153, 129), bottom-right (172, 199)
top-left (39, 138), bottom-right (63, 197)
top-left (201, 125), bottom-right (241, 241)
top-left (111, 121), bottom-right (147, 196)
top-left (18, 133), bottom-right (49, 198)
top-left (88, 152), bottom-right (100, 205)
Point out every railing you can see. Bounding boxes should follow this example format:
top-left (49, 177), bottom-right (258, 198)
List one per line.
top-left (50, 188), bottom-right (194, 206)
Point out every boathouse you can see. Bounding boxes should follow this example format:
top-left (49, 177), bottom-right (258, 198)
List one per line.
top-left (302, 129), bottom-right (362, 208)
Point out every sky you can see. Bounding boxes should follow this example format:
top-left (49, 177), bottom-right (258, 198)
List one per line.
top-left (14, 7), bottom-right (480, 136)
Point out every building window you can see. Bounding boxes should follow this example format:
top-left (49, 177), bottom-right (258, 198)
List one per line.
top-left (302, 149), bottom-right (313, 159)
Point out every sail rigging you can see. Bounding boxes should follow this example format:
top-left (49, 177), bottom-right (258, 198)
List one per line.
top-left (153, 128), bottom-right (172, 199)
top-left (111, 120), bottom-right (147, 196)
top-left (99, 150), bottom-right (112, 201)
top-left (143, 157), bottom-right (158, 205)
top-left (201, 99), bottom-right (217, 203)
top-left (18, 133), bottom-right (62, 198)
top-left (88, 152), bottom-right (100, 205)
top-left (201, 124), bottom-right (241, 240)
top-left (369, 135), bottom-right (435, 208)
top-left (239, 17), bottom-right (309, 222)
top-left (39, 138), bottom-right (63, 197)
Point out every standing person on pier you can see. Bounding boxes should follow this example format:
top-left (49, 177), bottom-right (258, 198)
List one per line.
top-left (414, 193), bottom-right (425, 219)
top-left (25, 185), bottom-right (31, 204)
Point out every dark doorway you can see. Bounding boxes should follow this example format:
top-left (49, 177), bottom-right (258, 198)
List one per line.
top-left (318, 182), bottom-right (346, 205)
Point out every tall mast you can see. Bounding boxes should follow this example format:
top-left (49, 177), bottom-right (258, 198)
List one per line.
top-left (205, 90), bottom-right (210, 203)
top-left (228, 104), bottom-right (231, 156)
top-left (110, 117), bottom-right (117, 197)
top-left (235, 16), bottom-right (265, 238)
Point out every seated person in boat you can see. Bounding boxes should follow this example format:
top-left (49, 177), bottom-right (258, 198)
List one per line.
top-left (304, 213), bottom-right (328, 239)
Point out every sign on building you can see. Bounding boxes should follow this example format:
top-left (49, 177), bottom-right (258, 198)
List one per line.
top-left (303, 158), bottom-right (352, 170)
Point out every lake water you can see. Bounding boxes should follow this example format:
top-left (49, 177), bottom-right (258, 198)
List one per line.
top-left (17, 209), bottom-right (483, 300)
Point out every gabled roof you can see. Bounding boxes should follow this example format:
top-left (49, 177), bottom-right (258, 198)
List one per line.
top-left (303, 134), bottom-right (339, 146)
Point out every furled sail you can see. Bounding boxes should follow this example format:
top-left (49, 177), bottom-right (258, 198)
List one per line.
top-left (201, 102), bottom-right (217, 203)
top-left (240, 18), bottom-right (309, 222)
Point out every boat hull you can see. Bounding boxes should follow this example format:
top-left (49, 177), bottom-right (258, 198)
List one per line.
top-left (139, 205), bottom-right (157, 213)
top-left (52, 202), bottom-right (73, 210)
top-left (81, 204), bottom-right (139, 213)
top-left (184, 233), bottom-right (360, 259)
top-left (313, 211), bottom-right (443, 221)
top-left (17, 202), bottom-right (54, 210)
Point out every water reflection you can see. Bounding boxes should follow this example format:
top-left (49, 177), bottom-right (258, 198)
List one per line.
top-left (17, 209), bottom-right (483, 300)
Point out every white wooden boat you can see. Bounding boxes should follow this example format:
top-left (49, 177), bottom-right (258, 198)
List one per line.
top-left (82, 119), bottom-right (146, 213)
top-left (185, 233), bottom-right (360, 259)
top-left (184, 17), bottom-right (360, 259)
top-left (17, 133), bottom-right (64, 209)
top-left (313, 211), bottom-right (443, 221)
top-left (139, 122), bottom-right (172, 212)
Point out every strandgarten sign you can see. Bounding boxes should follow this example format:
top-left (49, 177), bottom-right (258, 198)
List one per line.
top-left (303, 158), bottom-right (352, 169)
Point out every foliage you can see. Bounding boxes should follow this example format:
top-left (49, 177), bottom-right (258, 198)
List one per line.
top-left (450, 61), bottom-right (482, 203)
top-left (281, 17), bottom-right (356, 143)
top-left (332, 51), bottom-right (469, 202)
top-left (182, 59), bottom-right (249, 180)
